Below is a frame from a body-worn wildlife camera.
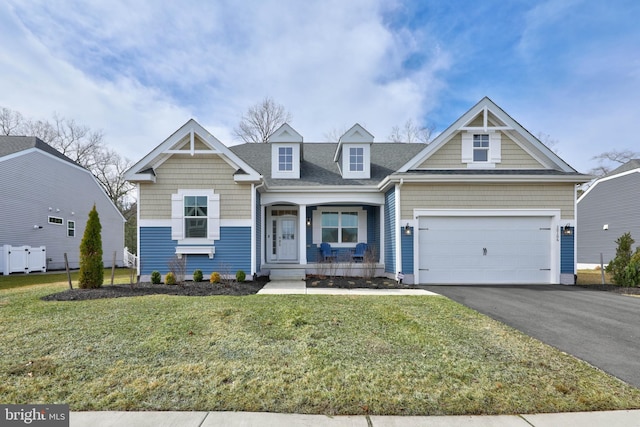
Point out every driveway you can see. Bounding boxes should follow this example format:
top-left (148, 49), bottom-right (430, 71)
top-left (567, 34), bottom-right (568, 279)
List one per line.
top-left (423, 284), bottom-right (640, 388)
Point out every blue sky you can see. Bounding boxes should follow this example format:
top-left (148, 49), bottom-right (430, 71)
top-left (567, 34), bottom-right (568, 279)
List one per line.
top-left (1, 0), bottom-right (638, 173)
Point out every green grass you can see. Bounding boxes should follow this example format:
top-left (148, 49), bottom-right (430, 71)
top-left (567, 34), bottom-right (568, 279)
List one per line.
top-left (0, 268), bottom-right (133, 291)
top-left (577, 269), bottom-right (612, 285)
top-left (1, 281), bottom-right (639, 415)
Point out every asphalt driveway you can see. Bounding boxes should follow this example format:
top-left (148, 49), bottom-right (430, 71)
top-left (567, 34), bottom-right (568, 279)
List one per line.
top-left (423, 284), bottom-right (640, 388)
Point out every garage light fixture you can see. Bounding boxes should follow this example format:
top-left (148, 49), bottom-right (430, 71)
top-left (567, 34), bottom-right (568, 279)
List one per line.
top-left (562, 224), bottom-right (573, 236)
top-left (404, 223), bottom-right (412, 235)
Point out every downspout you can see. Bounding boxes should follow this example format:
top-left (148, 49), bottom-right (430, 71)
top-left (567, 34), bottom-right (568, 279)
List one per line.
top-left (251, 181), bottom-right (265, 277)
top-left (395, 179), bottom-right (404, 279)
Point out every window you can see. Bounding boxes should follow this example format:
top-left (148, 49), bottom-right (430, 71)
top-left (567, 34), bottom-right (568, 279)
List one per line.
top-left (278, 147), bottom-right (293, 171)
top-left (48, 216), bottom-right (63, 225)
top-left (321, 211), bottom-right (358, 243)
top-left (184, 196), bottom-right (207, 238)
top-left (473, 134), bottom-right (489, 162)
top-left (349, 147), bottom-right (364, 171)
top-left (67, 220), bottom-right (75, 237)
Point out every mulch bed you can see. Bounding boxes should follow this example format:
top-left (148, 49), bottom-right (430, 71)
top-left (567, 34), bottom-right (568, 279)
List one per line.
top-left (41, 281), bottom-right (265, 301)
top-left (305, 275), bottom-right (420, 289)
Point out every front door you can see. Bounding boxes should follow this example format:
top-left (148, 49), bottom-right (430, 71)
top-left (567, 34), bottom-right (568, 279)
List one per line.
top-left (269, 216), bottom-right (298, 262)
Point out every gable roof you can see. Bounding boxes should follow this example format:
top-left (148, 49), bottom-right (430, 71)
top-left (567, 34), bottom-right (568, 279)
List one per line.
top-left (124, 119), bottom-right (262, 183)
top-left (578, 159), bottom-right (640, 202)
top-left (0, 135), bottom-right (80, 167)
top-left (399, 97), bottom-right (579, 174)
top-left (230, 142), bottom-right (424, 187)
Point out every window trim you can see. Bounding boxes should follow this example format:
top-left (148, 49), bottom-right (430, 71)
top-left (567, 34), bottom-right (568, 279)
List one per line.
top-left (183, 195), bottom-right (208, 239)
top-left (171, 189), bottom-right (220, 245)
top-left (349, 147), bottom-right (364, 172)
top-left (67, 220), bottom-right (75, 237)
top-left (278, 146), bottom-right (293, 172)
top-left (312, 207), bottom-right (367, 247)
top-left (472, 134), bottom-right (490, 162)
top-left (48, 216), bottom-right (63, 225)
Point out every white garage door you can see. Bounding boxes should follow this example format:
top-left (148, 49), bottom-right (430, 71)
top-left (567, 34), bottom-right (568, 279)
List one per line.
top-left (418, 216), bottom-right (552, 284)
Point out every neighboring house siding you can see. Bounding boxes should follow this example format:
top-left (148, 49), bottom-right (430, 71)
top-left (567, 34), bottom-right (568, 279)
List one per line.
top-left (384, 188), bottom-right (396, 273)
top-left (419, 132), bottom-right (544, 169)
top-left (140, 226), bottom-right (251, 275)
top-left (402, 183), bottom-right (575, 219)
top-left (561, 228), bottom-right (575, 274)
top-left (577, 172), bottom-right (640, 264)
top-left (139, 155), bottom-right (252, 220)
top-left (401, 228), bottom-right (413, 274)
top-left (0, 151), bottom-right (124, 270)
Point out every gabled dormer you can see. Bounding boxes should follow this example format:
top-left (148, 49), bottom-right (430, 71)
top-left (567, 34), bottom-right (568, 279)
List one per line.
top-left (334, 124), bottom-right (374, 179)
top-left (269, 123), bottom-right (303, 179)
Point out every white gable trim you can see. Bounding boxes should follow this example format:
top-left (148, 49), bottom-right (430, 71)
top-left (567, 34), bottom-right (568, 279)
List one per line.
top-left (334, 123), bottom-right (374, 162)
top-left (125, 119), bottom-right (261, 182)
top-left (268, 123), bottom-right (303, 142)
top-left (577, 168), bottom-right (640, 202)
top-left (399, 97), bottom-right (577, 173)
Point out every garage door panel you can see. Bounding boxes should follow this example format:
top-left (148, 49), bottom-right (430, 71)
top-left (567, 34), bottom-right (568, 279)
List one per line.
top-left (418, 215), bottom-right (552, 284)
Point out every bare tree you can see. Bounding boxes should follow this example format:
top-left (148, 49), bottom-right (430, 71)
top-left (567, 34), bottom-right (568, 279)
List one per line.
top-left (589, 149), bottom-right (640, 177)
top-left (0, 107), bottom-right (24, 135)
top-left (535, 132), bottom-right (559, 153)
top-left (388, 119), bottom-right (433, 143)
top-left (323, 126), bottom-right (349, 142)
top-left (234, 97), bottom-right (292, 143)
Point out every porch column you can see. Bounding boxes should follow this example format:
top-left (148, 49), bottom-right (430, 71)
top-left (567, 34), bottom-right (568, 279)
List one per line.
top-left (299, 204), bottom-right (307, 265)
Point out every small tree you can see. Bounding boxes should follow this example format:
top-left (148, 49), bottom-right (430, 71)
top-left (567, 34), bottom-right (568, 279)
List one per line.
top-left (78, 205), bottom-right (104, 288)
top-left (606, 232), bottom-right (635, 285)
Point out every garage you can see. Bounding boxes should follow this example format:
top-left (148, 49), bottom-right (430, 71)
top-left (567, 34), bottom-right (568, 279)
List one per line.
top-left (417, 213), bottom-right (556, 284)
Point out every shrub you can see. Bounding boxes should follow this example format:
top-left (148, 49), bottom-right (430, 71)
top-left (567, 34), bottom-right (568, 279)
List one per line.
top-left (150, 271), bottom-right (162, 284)
top-left (621, 250), bottom-right (640, 287)
top-left (236, 270), bottom-right (246, 282)
top-left (210, 272), bottom-right (221, 284)
top-left (193, 269), bottom-right (203, 282)
top-left (78, 204), bottom-right (104, 289)
top-left (165, 272), bottom-right (176, 285)
top-left (606, 232), bottom-right (635, 285)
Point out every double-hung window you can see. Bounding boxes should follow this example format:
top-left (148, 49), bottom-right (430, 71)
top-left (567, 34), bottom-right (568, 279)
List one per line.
top-left (473, 134), bottom-right (489, 162)
top-left (349, 147), bottom-right (364, 172)
top-left (321, 211), bottom-right (358, 243)
top-left (184, 196), bottom-right (207, 238)
top-left (278, 147), bottom-right (293, 171)
top-left (67, 220), bottom-right (75, 237)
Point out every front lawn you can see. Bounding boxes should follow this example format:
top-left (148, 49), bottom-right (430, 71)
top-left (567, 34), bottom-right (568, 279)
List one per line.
top-left (1, 282), bottom-right (639, 415)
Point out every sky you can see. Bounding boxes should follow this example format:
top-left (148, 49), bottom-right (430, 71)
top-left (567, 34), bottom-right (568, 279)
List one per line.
top-left (1, 0), bottom-right (639, 174)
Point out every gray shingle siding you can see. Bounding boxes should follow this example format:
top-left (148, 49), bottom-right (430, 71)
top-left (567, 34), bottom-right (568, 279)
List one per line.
top-left (577, 171), bottom-right (640, 264)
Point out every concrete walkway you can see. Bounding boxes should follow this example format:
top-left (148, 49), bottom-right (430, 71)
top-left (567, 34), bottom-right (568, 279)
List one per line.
top-left (257, 280), bottom-right (439, 295)
top-left (70, 409), bottom-right (640, 426)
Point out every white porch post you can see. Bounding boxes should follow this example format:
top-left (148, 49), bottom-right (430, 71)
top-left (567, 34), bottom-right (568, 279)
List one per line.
top-left (299, 204), bottom-right (307, 265)
top-left (395, 183), bottom-right (402, 277)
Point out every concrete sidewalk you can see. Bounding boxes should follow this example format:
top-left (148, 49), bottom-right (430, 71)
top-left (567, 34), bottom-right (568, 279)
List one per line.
top-left (257, 280), bottom-right (439, 295)
top-left (70, 410), bottom-right (640, 426)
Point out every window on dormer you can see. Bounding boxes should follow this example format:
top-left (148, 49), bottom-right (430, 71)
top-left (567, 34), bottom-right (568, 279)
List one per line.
top-left (278, 147), bottom-right (293, 171)
top-left (473, 134), bottom-right (489, 162)
top-left (349, 147), bottom-right (364, 171)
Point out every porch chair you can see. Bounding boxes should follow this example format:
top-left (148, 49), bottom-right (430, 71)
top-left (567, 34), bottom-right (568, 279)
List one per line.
top-left (352, 243), bottom-right (367, 263)
top-left (320, 242), bottom-right (335, 262)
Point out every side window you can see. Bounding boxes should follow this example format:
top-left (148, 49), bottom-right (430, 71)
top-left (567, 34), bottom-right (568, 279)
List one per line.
top-left (67, 220), bottom-right (75, 237)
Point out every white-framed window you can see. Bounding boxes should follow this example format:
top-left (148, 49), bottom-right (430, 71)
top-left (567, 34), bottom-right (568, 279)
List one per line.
top-left (184, 196), bottom-right (208, 238)
top-left (278, 146), bottom-right (293, 171)
top-left (349, 147), bottom-right (364, 172)
top-left (313, 207), bottom-right (367, 246)
top-left (48, 216), bottom-right (63, 225)
top-left (473, 134), bottom-right (489, 162)
top-left (171, 189), bottom-right (220, 243)
top-left (67, 220), bottom-right (75, 237)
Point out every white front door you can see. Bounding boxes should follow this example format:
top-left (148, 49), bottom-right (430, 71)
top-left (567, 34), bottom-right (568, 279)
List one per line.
top-left (269, 216), bottom-right (298, 262)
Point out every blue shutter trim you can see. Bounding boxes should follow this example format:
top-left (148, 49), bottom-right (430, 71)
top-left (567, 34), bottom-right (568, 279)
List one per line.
top-left (401, 227), bottom-right (414, 274)
top-left (560, 228), bottom-right (575, 274)
top-left (139, 226), bottom-right (251, 276)
top-left (384, 188), bottom-right (396, 273)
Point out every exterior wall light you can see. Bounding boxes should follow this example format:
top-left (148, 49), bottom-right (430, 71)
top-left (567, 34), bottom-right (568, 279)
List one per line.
top-left (306, 218), bottom-right (311, 227)
top-left (562, 224), bottom-right (573, 236)
top-left (404, 223), bottom-right (412, 235)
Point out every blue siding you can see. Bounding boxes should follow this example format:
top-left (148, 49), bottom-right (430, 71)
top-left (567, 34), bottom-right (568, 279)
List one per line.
top-left (140, 226), bottom-right (251, 276)
top-left (561, 227), bottom-right (575, 274)
top-left (401, 227), bottom-right (414, 274)
top-left (384, 188), bottom-right (396, 273)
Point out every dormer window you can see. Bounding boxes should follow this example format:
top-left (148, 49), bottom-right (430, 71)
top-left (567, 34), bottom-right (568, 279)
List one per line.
top-left (349, 147), bottom-right (364, 171)
top-left (473, 134), bottom-right (489, 162)
top-left (278, 147), bottom-right (293, 171)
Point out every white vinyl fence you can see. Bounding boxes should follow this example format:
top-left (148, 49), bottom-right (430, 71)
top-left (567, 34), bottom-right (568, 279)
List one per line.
top-left (1, 245), bottom-right (46, 275)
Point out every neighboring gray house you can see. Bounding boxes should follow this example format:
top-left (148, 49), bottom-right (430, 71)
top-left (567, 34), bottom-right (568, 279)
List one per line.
top-left (577, 159), bottom-right (640, 268)
top-left (0, 136), bottom-right (125, 271)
